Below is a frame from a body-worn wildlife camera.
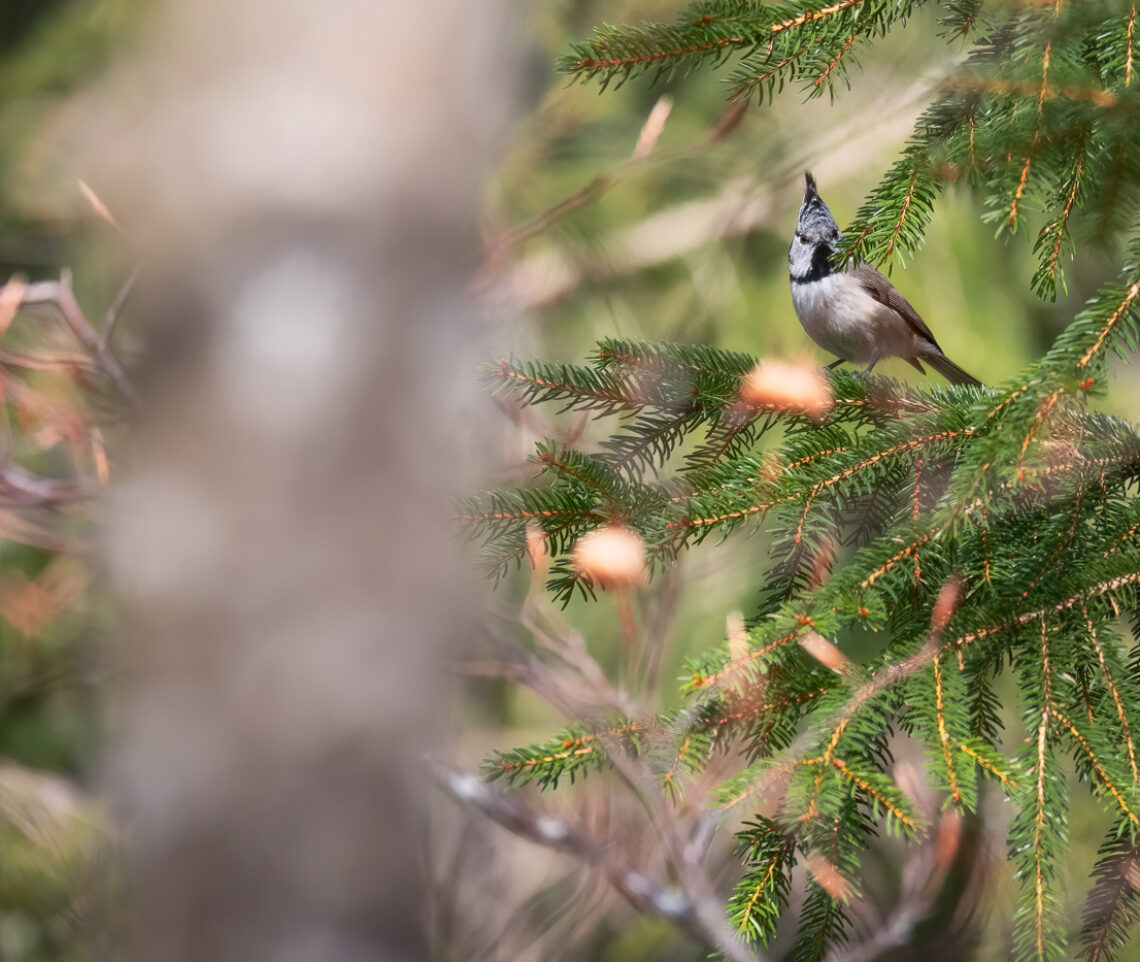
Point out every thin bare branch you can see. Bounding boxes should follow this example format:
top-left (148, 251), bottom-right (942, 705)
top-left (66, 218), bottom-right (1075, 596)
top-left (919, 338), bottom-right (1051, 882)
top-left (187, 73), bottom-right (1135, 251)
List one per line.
top-left (0, 511), bottom-right (81, 553)
top-left (430, 758), bottom-right (759, 962)
top-left (20, 272), bottom-right (140, 408)
top-left (0, 462), bottom-right (94, 508)
top-left (100, 266), bottom-right (139, 350)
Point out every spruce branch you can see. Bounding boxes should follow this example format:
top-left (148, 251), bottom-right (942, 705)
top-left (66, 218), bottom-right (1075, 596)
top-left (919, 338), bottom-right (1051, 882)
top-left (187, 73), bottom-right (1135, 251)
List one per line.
top-left (1080, 825), bottom-right (1140, 962)
top-left (558, 0), bottom-right (880, 92)
top-left (1082, 604), bottom-right (1140, 784)
top-left (1007, 616), bottom-right (1069, 962)
top-left (465, 2), bottom-right (1140, 956)
top-left (1032, 132), bottom-right (1087, 299)
top-left (467, 326), bottom-right (1140, 955)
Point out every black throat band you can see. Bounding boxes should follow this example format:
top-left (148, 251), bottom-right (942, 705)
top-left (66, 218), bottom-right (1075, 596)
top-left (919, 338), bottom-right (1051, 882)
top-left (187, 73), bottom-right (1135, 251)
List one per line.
top-left (790, 244), bottom-right (835, 285)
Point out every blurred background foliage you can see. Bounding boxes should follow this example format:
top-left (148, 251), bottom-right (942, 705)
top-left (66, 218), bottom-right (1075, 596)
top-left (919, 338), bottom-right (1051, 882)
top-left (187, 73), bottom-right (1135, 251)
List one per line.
top-left (0, 2), bottom-right (137, 959)
top-left (0, 0), bottom-right (1135, 960)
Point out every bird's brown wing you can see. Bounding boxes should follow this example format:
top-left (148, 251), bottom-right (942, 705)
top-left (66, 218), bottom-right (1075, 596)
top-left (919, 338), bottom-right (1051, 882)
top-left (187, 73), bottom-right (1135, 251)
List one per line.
top-left (852, 262), bottom-right (943, 353)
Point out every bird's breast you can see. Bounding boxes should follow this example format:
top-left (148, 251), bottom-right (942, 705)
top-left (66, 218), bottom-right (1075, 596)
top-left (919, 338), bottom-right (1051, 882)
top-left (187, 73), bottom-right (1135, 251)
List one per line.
top-left (791, 274), bottom-right (912, 364)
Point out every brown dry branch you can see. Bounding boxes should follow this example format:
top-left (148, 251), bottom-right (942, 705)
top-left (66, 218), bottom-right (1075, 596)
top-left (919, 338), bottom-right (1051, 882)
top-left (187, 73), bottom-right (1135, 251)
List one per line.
top-left (0, 279), bottom-right (110, 545)
top-left (100, 265), bottom-right (139, 351)
top-left (431, 758), bottom-right (759, 962)
top-left (471, 572), bottom-right (762, 959)
top-left (75, 179), bottom-right (139, 349)
top-left (20, 271), bottom-right (140, 408)
top-left (0, 347), bottom-right (96, 374)
top-left (492, 94), bottom-right (733, 255)
top-left (0, 461), bottom-right (94, 508)
top-left (78, 178), bottom-right (130, 239)
top-left (0, 511), bottom-right (79, 554)
top-left (0, 275), bottom-right (28, 336)
top-left (477, 594), bottom-right (637, 720)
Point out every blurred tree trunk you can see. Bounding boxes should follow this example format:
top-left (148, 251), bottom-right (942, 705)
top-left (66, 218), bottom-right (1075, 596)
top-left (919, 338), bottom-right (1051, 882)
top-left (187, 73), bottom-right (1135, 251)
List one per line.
top-left (95, 3), bottom-right (519, 959)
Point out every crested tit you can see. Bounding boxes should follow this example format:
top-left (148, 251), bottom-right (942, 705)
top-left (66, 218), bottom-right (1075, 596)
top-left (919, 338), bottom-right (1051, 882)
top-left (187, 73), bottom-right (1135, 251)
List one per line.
top-left (788, 172), bottom-right (980, 387)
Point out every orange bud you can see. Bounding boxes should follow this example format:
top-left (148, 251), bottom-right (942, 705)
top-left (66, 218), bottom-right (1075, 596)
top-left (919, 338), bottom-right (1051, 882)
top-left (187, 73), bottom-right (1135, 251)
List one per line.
top-left (572, 526), bottom-right (647, 588)
top-left (931, 575), bottom-right (962, 633)
top-left (0, 274), bottom-right (27, 337)
top-left (799, 630), bottom-right (850, 674)
top-left (78, 179), bottom-right (118, 228)
top-left (92, 428), bottom-right (110, 485)
top-left (632, 95), bottom-right (673, 160)
top-left (805, 853), bottom-right (853, 902)
top-left (726, 610), bottom-right (748, 663)
top-left (933, 810), bottom-right (963, 869)
top-left (525, 520), bottom-right (548, 574)
top-left (741, 359), bottom-right (833, 420)
top-left (892, 759), bottom-right (924, 807)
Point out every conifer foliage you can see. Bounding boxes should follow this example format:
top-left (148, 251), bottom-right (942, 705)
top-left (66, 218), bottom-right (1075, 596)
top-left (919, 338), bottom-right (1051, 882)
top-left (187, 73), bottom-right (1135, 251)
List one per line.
top-left (462, 1), bottom-right (1140, 959)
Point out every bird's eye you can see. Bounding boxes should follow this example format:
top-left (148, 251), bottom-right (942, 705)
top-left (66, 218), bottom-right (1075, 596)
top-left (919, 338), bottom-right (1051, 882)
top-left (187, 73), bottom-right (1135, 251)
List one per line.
top-left (795, 232), bottom-right (809, 243)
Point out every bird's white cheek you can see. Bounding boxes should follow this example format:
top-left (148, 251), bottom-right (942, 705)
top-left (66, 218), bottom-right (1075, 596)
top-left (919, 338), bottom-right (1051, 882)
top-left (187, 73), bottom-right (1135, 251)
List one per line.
top-left (788, 238), bottom-right (811, 274)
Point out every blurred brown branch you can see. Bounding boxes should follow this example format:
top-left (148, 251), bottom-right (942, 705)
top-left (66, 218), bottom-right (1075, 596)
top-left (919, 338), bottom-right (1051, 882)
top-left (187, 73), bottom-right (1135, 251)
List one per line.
top-left (0, 461), bottom-right (94, 507)
top-left (21, 271), bottom-right (139, 407)
top-left (100, 265), bottom-right (139, 351)
top-left (431, 758), bottom-right (759, 962)
top-left (493, 95), bottom-right (740, 254)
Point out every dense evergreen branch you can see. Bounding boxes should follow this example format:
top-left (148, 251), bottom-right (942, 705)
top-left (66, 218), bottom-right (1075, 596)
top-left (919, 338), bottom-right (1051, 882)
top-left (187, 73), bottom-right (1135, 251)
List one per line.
top-left (1080, 826), bottom-right (1140, 962)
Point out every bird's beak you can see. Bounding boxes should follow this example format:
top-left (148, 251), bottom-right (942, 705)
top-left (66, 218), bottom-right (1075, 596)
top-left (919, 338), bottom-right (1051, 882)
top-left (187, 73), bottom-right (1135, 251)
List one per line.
top-left (804, 171), bottom-right (818, 199)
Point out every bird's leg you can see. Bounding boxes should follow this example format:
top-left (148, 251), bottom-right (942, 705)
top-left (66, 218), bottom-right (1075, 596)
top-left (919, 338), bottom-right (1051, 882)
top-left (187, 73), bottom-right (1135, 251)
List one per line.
top-left (826, 358), bottom-right (847, 370)
top-left (862, 360), bottom-right (879, 377)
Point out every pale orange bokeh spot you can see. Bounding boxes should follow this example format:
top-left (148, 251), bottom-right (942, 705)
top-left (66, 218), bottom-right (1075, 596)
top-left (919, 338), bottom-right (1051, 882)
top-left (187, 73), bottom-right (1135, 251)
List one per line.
top-left (741, 359), bottom-right (833, 420)
top-left (572, 526), bottom-right (647, 589)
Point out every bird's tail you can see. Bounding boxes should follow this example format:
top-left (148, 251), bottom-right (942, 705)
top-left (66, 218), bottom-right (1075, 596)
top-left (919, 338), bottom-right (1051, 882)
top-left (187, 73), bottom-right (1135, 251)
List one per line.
top-left (924, 352), bottom-right (982, 388)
